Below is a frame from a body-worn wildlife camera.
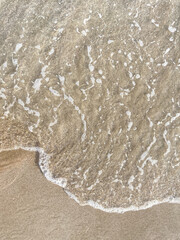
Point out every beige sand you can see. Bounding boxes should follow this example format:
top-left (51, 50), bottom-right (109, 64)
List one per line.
top-left (0, 149), bottom-right (180, 240)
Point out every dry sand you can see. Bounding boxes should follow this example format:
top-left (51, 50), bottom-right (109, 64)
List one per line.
top-left (0, 149), bottom-right (180, 240)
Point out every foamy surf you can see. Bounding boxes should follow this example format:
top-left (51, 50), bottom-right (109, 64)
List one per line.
top-left (1, 146), bottom-right (180, 214)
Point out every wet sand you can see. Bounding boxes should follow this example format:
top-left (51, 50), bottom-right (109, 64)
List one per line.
top-left (0, 149), bottom-right (180, 240)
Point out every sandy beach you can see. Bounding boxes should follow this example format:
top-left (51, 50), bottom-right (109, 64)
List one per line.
top-left (0, 0), bottom-right (180, 239)
top-left (0, 149), bottom-right (180, 240)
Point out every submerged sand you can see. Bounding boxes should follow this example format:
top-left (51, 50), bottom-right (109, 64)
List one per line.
top-left (0, 149), bottom-right (180, 240)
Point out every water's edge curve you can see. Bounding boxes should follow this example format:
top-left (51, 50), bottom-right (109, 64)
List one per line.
top-left (1, 146), bottom-right (179, 214)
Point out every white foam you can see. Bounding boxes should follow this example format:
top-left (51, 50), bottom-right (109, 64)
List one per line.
top-left (96, 79), bottom-right (102, 84)
top-left (41, 65), bottom-right (48, 78)
top-left (127, 53), bottom-right (132, 61)
top-left (0, 88), bottom-right (6, 99)
top-left (14, 43), bottom-right (23, 53)
top-left (12, 57), bottom-right (18, 66)
top-left (87, 45), bottom-right (94, 72)
top-left (98, 69), bottom-right (103, 75)
top-left (128, 175), bottom-right (135, 191)
top-left (58, 28), bottom-right (64, 34)
top-left (49, 48), bottom-right (54, 55)
top-left (168, 26), bottom-right (176, 33)
top-left (133, 21), bottom-right (141, 30)
top-left (3, 97), bottom-right (16, 118)
top-left (139, 135), bottom-right (156, 162)
top-left (126, 111), bottom-right (131, 118)
top-left (32, 78), bottom-right (42, 92)
top-left (163, 129), bottom-right (171, 156)
top-left (128, 71), bottom-right (133, 78)
top-left (48, 115), bottom-right (58, 133)
top-left (83, 15), bottom-right (90, 25)
top-left (146, 156), bottom-right (158, 166)
top-left (87, 179), bottom-right (99, 190)
top-left (151, 19), bottom-right (159, 27)
top-left (18, 99), bottom-right (40, 131)
top-left (136, 74), bottom-right (140, 79)
top-left (81, 30), bottom-right (87, 36)
top-left (162, 60), bottom-right (168, 67)
top-left (65, 189), bottom-right (180, 214)
top-left (49, 87), bottom-right (60, 96)
top-left (97, 12), bottom-right (102, 18)
top-left (128, 122), bottom-right (133, 131)
top-left (108, 40), bottom-right (114, 44)
top-left (164, 48), bottom-right (170, 55)
top-left (138, 40), bottom-right (144, 47)
top-left (35, 45), bottom-right (41, 50)
top-left (169, 36), bottom-right (174, 42)
top-left (26, 94), bottom-right (30, 104)
top-left (59, 75), bottom-right (65, 85)
top-left (2, 61), bottom-right (7, 70)
top-left (147, 117), bottom-right (153, 127)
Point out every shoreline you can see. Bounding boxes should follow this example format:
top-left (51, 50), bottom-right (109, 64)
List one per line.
top-left (1, 148), bottom-right (180, 240)
top-left (1, 146), bottom-right (180, 214)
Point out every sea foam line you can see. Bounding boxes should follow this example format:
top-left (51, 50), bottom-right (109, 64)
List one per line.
top-left (1, 146), bottom-right (180, 214)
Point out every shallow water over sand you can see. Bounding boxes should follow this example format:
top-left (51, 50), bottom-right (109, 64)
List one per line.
top-left (0, 0), bottom-right (180, 213)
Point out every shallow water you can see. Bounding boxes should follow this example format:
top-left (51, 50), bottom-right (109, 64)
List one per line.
top-left (0, 0), bottom-right (180, 213)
